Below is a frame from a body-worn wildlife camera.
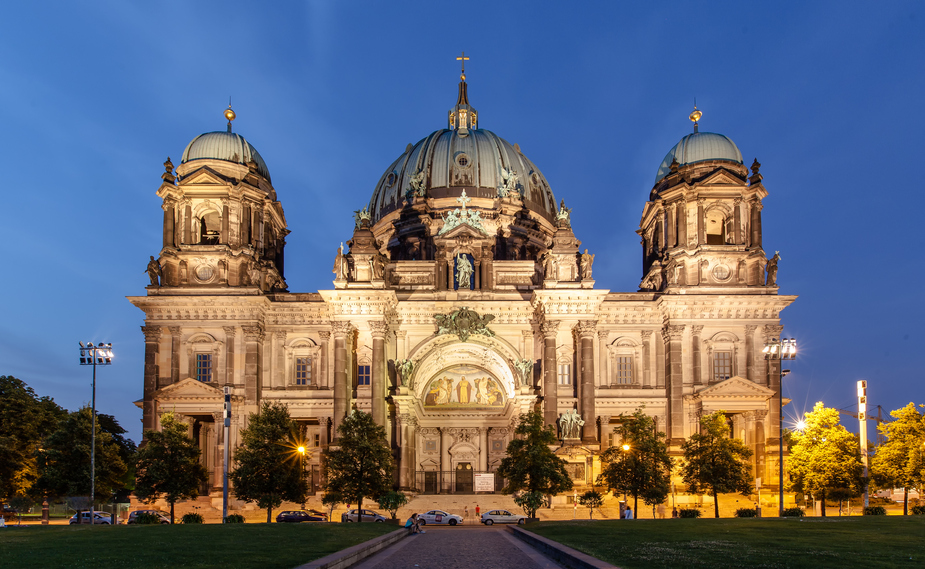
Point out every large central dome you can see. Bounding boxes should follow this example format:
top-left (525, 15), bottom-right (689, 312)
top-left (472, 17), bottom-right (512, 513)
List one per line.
top-left (369, 127), bottom-right (557, 222)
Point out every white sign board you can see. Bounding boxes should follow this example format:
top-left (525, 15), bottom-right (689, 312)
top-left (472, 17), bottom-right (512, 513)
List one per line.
top-left (474, 473), bottom-right (495, 492)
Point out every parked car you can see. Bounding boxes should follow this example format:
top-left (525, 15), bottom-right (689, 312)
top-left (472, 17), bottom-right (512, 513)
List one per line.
top-left (480, 509), bottom-right (526, 525)
top-left (341, 509), bottom-right (386, 522)
top-left (127, 510), bottom-right (171, 524)
top-left (416, 509), bottom-right (463, 526)
top-left (68, 511), bottom-right (113, 525)
top-left (276, 510), bottom-right (327, 523)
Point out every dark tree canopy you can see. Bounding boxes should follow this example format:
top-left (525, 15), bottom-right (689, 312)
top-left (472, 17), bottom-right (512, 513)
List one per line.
top-left (0, 375), bottom-right (66, 500)
top-left (35, 406), bottom-right (128, 505)
top-left (497, 411), bottom-right (572, 517)
top-left (134, 412), bottom-right (208, 523)
top-left (788, 402), bottom-right (865, 517)
top-left (870, 403), bottom-right (925, 515)
top-left (322, 410), bottom-right (393, 521)
top-left (230, 402), bottom-right (308, 523)
top-left (680, 411), bottom-right (753, 518)
top-left (598, 409), bottom-right (672, 517)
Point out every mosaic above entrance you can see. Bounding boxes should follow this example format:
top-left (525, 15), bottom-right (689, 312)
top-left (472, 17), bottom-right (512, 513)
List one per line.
top-left (423, 365), bottom-right (504, 408)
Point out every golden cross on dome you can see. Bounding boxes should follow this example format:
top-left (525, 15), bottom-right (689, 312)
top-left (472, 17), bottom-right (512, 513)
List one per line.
top-left (457, 189), bottom-right (471, 211)
top-left (456, 51), bottom-right (469, 80)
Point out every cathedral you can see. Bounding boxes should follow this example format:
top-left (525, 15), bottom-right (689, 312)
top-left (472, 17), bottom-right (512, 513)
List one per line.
top-left (129, 64), bottom-right (795, 502)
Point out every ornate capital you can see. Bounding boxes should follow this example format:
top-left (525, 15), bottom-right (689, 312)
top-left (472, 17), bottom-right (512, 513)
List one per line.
top-left (169, 326), bottom-right (181, 337)
top-left (597, 330), bottom-right (609, 342)
top-left (745, 325), bottom-right (758, 335)
top-left (273, 331), bottom-right (287, 344)
top-left (141, 325), bottom-right (161, 342)
top-left (662, 324), bottom-right (685, 342)
top-left (318, 330), bottom-right (331, 341)
top-left (331, 321), bottom-right (354, 337)
top-left (369, 320), bottom-right (390, 338)
top-left (395, 329), bottom-right (408, 339)
top-left (242, 325), bottom-right (265, 342)
top-left (762, 324), bottom-right (784, 340)
top-left (522, 329), bottom-right (534, 339)
top-left (540, 320), bottom-right (560, 337)
top-left (691, 325), bottom-right (704, 336)
top-left (640, 330), bottom-right (653, 340)
top-left (211, 411), bottom-right (223, 423)
top-left (223, 326), bottom-right (236, 339)
top-left (575, 320), bottom-right (597, 338)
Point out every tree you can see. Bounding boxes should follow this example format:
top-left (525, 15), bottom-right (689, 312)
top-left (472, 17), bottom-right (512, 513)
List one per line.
top-left (322, 491), bottom-right (343, 520)
top-left (598, 409), bottom-right (672, 517)
top-left (680, 411), bottom-right (753, 518)
top-left (787, 402), bottom-right (864, 517)
top-left (0, 376), bottom-right (66, 501)
top-left (578, 489), bottom-right (603, 520)
top-left (230, 402), bottom-right (308, 523)
top-left (496, 411), bottom-right (573, 518)
top-left (870, 403), bottom-right (925, 515)
top-left (134, 412), bottom-right (208, 523)
top-left (34, 407), bottom-right (128, 517)
top-left (322, 410), bottom-right (393, 522)
top-left (377, 490), bottom-right (408, 520)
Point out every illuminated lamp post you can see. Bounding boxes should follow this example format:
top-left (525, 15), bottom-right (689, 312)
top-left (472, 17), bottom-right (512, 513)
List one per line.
top-left (763, 337), bottom-right (796, 517)
top-left (78, 342), bottom-right (113, 525)
top-left (298, 446), bottom-right (306, 509)
top-left (622, 444), bottom-right (630, 517)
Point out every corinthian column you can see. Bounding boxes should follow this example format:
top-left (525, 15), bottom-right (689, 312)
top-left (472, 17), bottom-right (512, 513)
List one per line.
top-left (541, 320), bottom-right (560, 427)
top-left (576, 321), bottom-right (597, 442)
top-left (663, 325), bottom-right (685, 441)
top-left (369, 320), bottom-right (389, 427)
top-left (141, 325), bottom-right (161, 432)
top-left (241, 325), bottom-right (264, 405)
top-left (331, 321), bottom-right (353, 437)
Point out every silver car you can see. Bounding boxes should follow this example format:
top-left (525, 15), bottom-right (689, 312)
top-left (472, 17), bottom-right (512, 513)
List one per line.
top-left (341, 508), bottom-right (386, 522)
top-left (68, 511), bottom-right (113, 525)
top-left (480, 509), bottom-right (526, 525)
top-left (417, 509), bottom-right (463, 526)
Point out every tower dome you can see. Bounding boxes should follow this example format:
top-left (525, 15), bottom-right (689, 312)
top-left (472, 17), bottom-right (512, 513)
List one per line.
top-left (654, 132), bottom-right (743, 183)
top-left (181, 131), bottom-right (271, 181)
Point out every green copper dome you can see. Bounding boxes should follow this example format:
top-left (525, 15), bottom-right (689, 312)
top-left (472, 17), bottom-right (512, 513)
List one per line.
top-left (181, 131), bottom-right (271, 181)
top-left (655, 131), bottom-right (743, 184)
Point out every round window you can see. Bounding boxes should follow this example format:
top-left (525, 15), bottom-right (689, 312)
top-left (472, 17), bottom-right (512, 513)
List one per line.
top-left (455, 153), bottom-right (470, 168)
top-left (711, 264), bottom-right (731, 281)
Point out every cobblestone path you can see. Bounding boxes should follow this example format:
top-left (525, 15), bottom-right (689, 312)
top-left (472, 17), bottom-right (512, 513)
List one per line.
top-left (351, 526), bottom-right (564, 569)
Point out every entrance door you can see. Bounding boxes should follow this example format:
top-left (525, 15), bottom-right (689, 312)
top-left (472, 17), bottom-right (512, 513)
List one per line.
top-left (424, 471), bottom-right (437, 494)
top-left (456, 462), bottom-right (473, 493)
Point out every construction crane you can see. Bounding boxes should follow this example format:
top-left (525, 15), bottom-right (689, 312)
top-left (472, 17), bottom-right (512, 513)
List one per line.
top-left (838, 405), bottom-right (891, 446)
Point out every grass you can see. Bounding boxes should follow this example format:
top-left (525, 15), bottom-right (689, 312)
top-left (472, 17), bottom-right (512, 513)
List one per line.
top-left (0, 522), bottom-right (397, 569)
top-left (527, 517), bottom-right (925, 569)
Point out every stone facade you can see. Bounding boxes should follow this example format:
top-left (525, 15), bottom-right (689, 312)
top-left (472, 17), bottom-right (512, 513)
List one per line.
top-left (129, 82), bottom-right (795, 500)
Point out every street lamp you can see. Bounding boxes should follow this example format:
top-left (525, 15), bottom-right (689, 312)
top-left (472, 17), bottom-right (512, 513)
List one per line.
top-left (297, 446), bottom-right (306, 509)
top-left (78, 341), bottom-right (113, 525)
top-left (621, 444), bottom-right (630, 516)
top-left (763, 337), bottom-right (796, 518)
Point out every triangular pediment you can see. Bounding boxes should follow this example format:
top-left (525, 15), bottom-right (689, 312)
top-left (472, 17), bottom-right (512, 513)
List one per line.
top-left (182, 167), bottom-right (231, 187)
top-left (696, 376), bottom-right (775, 399)
top-left (440, 222), bottom-right (489, 239)
top-left (695, 168), bottom-right (746, 187)
top-left (156, 378), bottom-right (223, 400)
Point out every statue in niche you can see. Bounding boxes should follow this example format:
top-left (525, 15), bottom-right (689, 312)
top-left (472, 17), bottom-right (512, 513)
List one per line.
top-left (408, 169), bottom-right (426, 198)
top-left (455, 253), bottom-right (473, 290)
top-left (370, 252), bottom-right (386, 280)
top-left (580, 249), bottom-right (595, 280)
top-left (766, 251), bottom-right (780, 286)
top-left (145, 256), bottom-right (162, 287)
top-left (559, 409), bottom-right (584, 440)
top-left (333, 243), bottom-right (349, 281)
top-left (513, 359), bottom-right (533, 387)
top-left (498, 167), bottom-right (519, 198)
top-left (395, 358), bottom-right (415, 388)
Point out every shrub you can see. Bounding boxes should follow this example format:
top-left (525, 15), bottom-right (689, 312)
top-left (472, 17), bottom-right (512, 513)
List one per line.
top-left (181, 512), bottom-right (204, 524)
top-left (134, 512), bottom-right (161, 525)
top-left (781, 507), bottom-right (805, 517)
top-left (377, 491), bottom-right (409, 520)
top-left (910, 505), bottom-right (925, 516)
top-left (863, 506), bottom-right (886, 516)
top-left (678, 508), bottom-right (702, 518)
top-left (734, 508), bottom-right (757, 518)
top-left (224, 514), bottom-right (245, 523)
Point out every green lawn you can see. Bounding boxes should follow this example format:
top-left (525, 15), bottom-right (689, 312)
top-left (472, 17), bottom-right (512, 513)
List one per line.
top-left (527, 517), bottom-right (925, 569)
top-left (0, 523), bottom-right (397, 569)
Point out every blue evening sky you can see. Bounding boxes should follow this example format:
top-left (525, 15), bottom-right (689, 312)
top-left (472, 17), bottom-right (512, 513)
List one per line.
top-left (0, 1), bottom-right (921, 443)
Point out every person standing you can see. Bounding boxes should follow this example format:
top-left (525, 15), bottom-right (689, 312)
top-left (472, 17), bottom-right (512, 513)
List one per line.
top-left (475, 505), bottom-right (480, 520)
top-left (625, 506), bottom-right (633, 520)
top-left (464, 505), bottom-right (469, 524)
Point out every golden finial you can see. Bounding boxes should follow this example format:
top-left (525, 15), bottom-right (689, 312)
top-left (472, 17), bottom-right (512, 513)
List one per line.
top-left (456, 51), bottom-right (469, 81)
top-left (689, 100), bottom-right (702, 133)
top-left (224, 98), bottom-right (236, 132)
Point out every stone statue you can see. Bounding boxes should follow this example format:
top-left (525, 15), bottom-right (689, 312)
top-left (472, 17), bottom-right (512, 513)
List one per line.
top-left (513, 359), bottom-right (533, 387)
top-left (766, 251), bottom-right (780, 286)
top-left (396, 358), bottom-right (415, 388)
top-left (333, 244), bottom-right (348, 280)
top-left (371, 252), bottom-right (386, 280)
top-left (498, 167), bottom-right (519, 198)
top-left (455, 253), bottom-right (473, 290)
top-left (559, 409), bottom-right (584, 440)
top-left (353, 206), bottom-right (371, 229)
top-left (409, 169), bottom-right (426, 197)
top-left (580, 249), bottom-right (594, 280)
top-left (640, 262), bottom-right (663, 291)
top-left (145, 256), bottom-right (162, 287)
top-left (433, 306), bottom-right (495, 342)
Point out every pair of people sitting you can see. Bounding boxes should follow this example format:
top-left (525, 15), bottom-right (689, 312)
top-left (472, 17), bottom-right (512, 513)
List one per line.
top-left (404, 513), bottom-right (425, 534)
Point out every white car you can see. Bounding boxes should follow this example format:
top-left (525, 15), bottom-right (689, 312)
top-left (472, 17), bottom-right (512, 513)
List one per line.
top-left (68, 511), bottom-right (113, 525)
top-left (480, 509), bottom-right (526, 525)
top-left (417, 509), bottom-right (463, 526)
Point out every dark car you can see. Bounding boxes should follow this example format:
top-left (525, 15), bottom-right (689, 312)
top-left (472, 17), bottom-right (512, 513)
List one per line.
top-left (276, 510), bottom-right (327, 523)
top-left (127, 510), bottom-right (171, 524)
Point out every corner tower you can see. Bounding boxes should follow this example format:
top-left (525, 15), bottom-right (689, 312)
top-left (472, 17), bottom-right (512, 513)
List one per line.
top-left (151, 107), bottom-right (288, 294)
top-left (638, 107), bottom-right (771, 292)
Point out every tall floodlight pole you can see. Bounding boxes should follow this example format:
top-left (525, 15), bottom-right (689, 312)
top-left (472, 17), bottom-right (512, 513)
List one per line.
top-left (857, 380), bottom-right (869, 509)
top-left (223, 386), bottom-right (231, 522)
top-left (763, 337), bottom-right (796, 517)
top-left (78, 342), bottom-right (113, 525)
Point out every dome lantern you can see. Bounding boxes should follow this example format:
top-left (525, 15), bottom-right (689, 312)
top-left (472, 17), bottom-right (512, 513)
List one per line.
top-left (448, 51), bottom-right (477, 134)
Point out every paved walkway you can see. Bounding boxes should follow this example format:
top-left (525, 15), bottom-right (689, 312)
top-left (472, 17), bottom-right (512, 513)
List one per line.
top-left (352, 526), bottom-right (565, 569)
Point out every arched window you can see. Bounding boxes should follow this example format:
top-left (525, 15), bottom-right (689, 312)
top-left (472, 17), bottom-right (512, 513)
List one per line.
top-left (286, 338), bottom-right (320, 387)
top-left (705, 209), bottom-right (727, 245)
top-left (199, 210), bottom-right (221, 244)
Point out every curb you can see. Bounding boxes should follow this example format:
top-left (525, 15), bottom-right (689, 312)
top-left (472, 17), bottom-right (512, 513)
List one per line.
top-left (294, 527), bottom-right (409, 569)
top-left (509, 526), bottom-right (620, 569)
